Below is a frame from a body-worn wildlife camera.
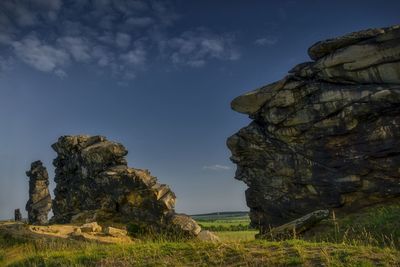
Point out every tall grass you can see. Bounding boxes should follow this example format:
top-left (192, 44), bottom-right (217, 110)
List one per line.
top-left (303, 203), bottom-right (400, 249)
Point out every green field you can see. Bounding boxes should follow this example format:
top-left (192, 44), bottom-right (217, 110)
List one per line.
top-left (1, 204), bottom-right (400, 266)
top-left (192, 211), bottom-right (254, 232)
top-left (217, 230), bottom-right (258, 241)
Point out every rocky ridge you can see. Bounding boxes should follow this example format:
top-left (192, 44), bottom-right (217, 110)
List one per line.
top-left (227, 25), bottom-right (400, 232)
top-left (50, 135), bottom-right (200, 237)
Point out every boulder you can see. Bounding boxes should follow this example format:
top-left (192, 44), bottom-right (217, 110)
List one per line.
top-left (227, 25), bottom-right (400, 234)
top-left (104, 226), bottom-right (128, 237)
top-left (168, 213), bottom-right (202, 237)
top-left (80, 222), bottom-right (102, 233)
top-left (197, 230), bottom-right (220, 242)
top-left (25, 161), bottom-right (52, 225)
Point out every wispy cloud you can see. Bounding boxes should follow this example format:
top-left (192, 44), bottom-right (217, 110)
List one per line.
top-left (203, 164), bottom-right (231, 171)
top-left (254, 36), bottom-right (278, 46)
top-left (12, 35), bottom-right (70, 73)
top-left (115, 33), bottom-right (132, 49)
top-left (126, 17), bottom-right (154, 27)
top-left (120, 46), bottom-right (147, 66)
top-left (0, 0), bottom-right (163, 79)
top-left (165, 28), bottom-right (240, 67)
top-left (0, 1), bottom-right (240, 80)
top-left (0, 56), bottom-right (14, 73)
top-left (57, 36), bottom-right (91, 62)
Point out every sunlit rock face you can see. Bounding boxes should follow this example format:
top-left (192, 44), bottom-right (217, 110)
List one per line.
top-left (26, 161), bottom-right (52, 225)
top-left (51, 135), bottom-right (200, 237)
top-left (227, 25), bottom-right (400, 231)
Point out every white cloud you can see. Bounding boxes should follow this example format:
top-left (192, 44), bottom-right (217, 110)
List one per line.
top-left (1, 0), bottom-right (62, 27)
top-left (32, 0), bottom-right (62, 11)
top-left (12, 35), bottom-right (70, 73)
top-left (120, 47), bottom-right (146, 66)
top-left (166, 29), bottom-right (240, 67)
top-left (0, 33), bottom-right (12, 45)
top-left (58, 36), bottom-right (91, 62)
top-left (151, 1), bottom-right (179, 26)
top-left (125, 17), bottom-right (154, 27)
top-left (99, 14), bottom-right (117, 30)
top-left (0, 1), bottom-right (240, 80)
top-left (93, 0), bottom-right (111, 10)
top-left (254, 36), bottom-right (278, 46)
top-left (115, 33), bottom-right (131, 49)
top-left (14, 5), bottom-right (37, 26)
top-left (112, 0), bottom-right (149, 15)
top-left (54, 68), bottom-right (67, 78)
top-left (203, 164), bottom-right (231, 171)
top-left (97, 32), bottom-right (115, 45)
top-left (92, 46), bottom-right (113, 67)
top-left (0, 56), bottom-right (14, 72)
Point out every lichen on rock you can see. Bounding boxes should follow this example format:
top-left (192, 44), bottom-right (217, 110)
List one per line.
top-left (227, 25), bottom-right (400, 233)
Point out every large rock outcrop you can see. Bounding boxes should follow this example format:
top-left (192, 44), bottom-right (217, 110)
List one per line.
top-left (50, 135), bottom-right (200, 237)
top-left (227, 25), bottom-right (400, 232)
top-left (25, 161), bottom-right (52, 225)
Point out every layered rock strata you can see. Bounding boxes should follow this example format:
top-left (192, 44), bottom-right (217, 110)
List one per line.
top-left (227, 25), bottom-right (400, 232)
top-left (50, 135), bottom-right (200, 237)
top-left (25, 161), bottom-right (52, 225)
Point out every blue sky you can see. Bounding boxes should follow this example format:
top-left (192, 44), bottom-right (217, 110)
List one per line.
top-left (0, 0), bottom-right (399, 219)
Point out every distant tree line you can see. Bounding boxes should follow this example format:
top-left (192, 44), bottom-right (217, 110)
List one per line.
top-left (199, 224), bottom-right (255, 232)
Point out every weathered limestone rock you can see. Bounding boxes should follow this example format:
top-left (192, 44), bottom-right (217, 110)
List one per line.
top-left (104, 226), bottom-right (128, 237)
top-left (301, 25), bottom-right (400, 84)
top-left (14, 209), bottom-right (22, 221)
top-left (197, 230), bottom-right (220, 242)
top-left (257, 210), bottom-right (329, 240)
top-left (50, 135), bottom-right (201, 237)
top-left (25, 161), bottom-right (52, 225)
top-left (227, 25), bottom-right (400, 234)
top-left (80, 222), bottom-right (102, 233)
top-left (168, 213), bottom-right (202, 237)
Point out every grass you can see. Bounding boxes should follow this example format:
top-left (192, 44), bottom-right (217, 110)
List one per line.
top-left (217, 230), bottom-right (258, 242)
top-left (304, 202), bottom-right (400, 248)
top-left (194, 212), bottom-right (254, 231)
top-left (1, 204), bottom-right (399, 266)
top-left (1, 236), bottom-right (399, 266)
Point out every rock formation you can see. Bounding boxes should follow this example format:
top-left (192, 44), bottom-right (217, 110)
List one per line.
top-left (25, 161), bottom-right (52, 225)
top-left (227, 25), bottom-right (400, 232)
top-left (50, 135), bottom-right (200, 237)
top-left (14, 209), bottom-right (22, 221)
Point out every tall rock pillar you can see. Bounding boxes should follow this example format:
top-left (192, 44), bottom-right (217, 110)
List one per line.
top-left (26, 160), bottom-right (52, 225)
